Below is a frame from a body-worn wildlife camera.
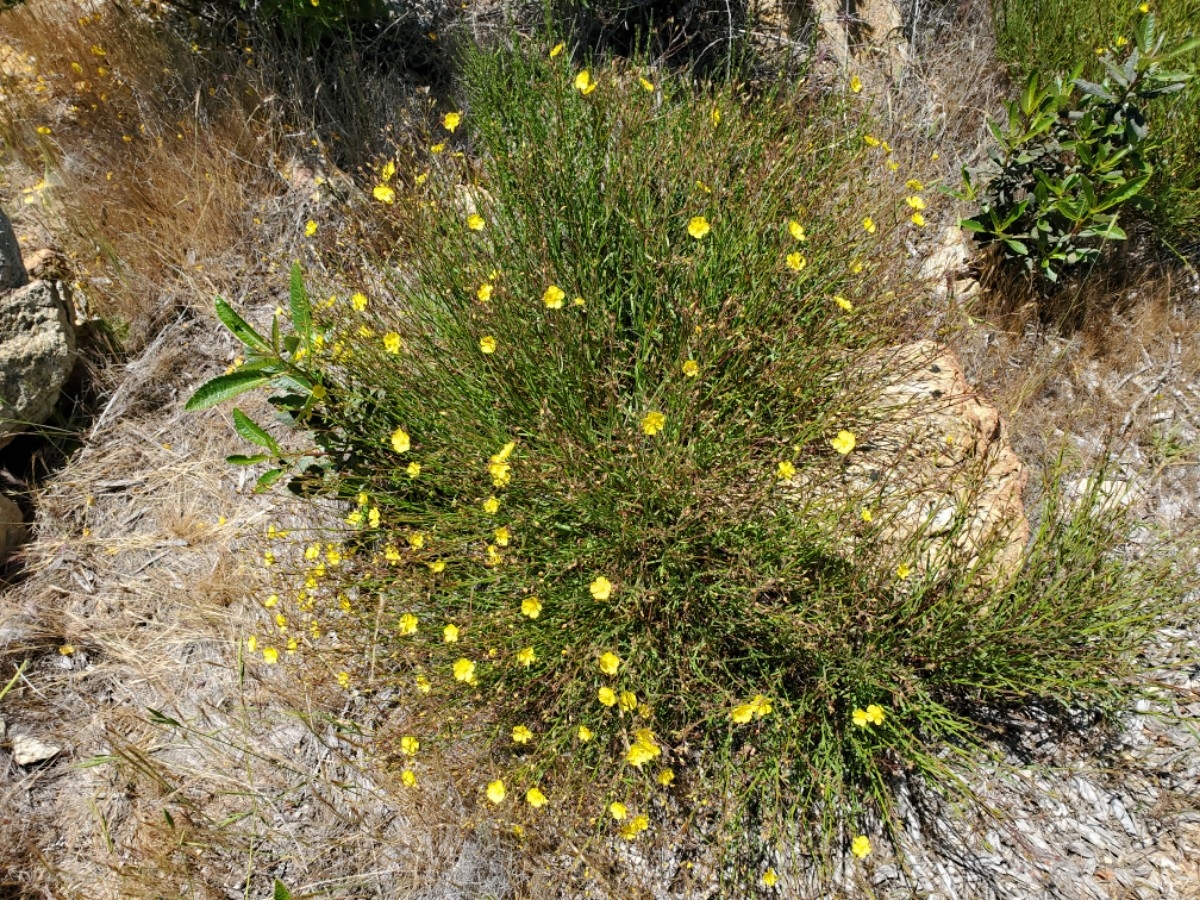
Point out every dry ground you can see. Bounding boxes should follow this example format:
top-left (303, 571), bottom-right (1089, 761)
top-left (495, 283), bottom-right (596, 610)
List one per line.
top-left (2, 1), bottom-right (1200, 897)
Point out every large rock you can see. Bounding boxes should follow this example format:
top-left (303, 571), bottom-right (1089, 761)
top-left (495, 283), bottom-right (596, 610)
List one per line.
top-left (919, 226), bottom-right (980, 304)
top-left (0, 280), bottom-right (76, 449)
top-left (0, 206), bottom-right (27, 291)
top-left (852, 341), bottom-right (1028, 580)
top-left (782, 341), bottom-right (1028, 583)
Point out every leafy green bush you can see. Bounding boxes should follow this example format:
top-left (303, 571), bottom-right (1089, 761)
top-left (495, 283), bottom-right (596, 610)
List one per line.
top-left (958, 12), bottom-right (1197, 281)
top-left (193, 45), bottom-right (1178, 874)
top-left (993, 0), bottom-right (1200, 240)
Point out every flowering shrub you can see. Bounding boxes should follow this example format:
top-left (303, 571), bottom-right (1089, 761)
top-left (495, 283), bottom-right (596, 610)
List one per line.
top-left (193, 46), bottom-right (1178, 871)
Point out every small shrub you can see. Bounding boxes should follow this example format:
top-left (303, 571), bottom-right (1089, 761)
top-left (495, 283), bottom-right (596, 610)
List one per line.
top-left (195, 45), bottom-right (1180, 875)
top-left (958, 11), bottom-right (1198, 281)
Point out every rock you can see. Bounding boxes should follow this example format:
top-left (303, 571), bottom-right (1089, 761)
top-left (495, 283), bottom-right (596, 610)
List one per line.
top-left (0, 280), bottom-right (76, 449)
top-left (9, 732), bottom-right (62, 766)
top-left (23, 247), bottom-right (70, 284)
top-left (920, 227), bottom-right (980, 303)
top-left (784, 341), bottom-right (1028, 582)
top-left (0, 494), bottom-right (27, 563)
top-left (0, 206), bottom-right (28, 291)
top-left (813, 0), bottom-right (909, 83)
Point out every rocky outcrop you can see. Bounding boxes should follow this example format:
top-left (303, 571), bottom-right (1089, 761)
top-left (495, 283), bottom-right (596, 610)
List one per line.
top-left (755, 0), bottom-right (909, 84)
top-left (782, 341), bottom-right (1028, 582)
top-left (919, 226), bottom-right (981, 304)
top-left (0, 279), bottom-right (76, 449)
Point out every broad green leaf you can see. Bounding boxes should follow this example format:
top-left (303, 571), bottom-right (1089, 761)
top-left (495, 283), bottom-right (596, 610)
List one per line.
top-left (274, 880), bottom-right (293, 900)
top-left (255, 468), bottom-right (286, 493)
top-left (1096, 173), bottom-right (1151, 211)
top-left (1003, 239), bottom-right (1029, 256)
top-left (289, 263), bottom-right (312, 338)
top-left (232, 409), bottom-right (281, 453)
top-left (226, 453), bottom-right (271, 465)
top-left (214, 298), bottom-right (272, 353)
top-left (185, 371), bottom-right (271, 411)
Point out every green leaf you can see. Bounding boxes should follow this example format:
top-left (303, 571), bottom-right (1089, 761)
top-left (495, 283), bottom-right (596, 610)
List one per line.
top-left (1096, 172), bottom-right (1151, 211)
top-left (226, 453), bottom-right (271, 465)
top-left (1003, 239), bottom-right (1029, 256)
top-left (289, 263), bottom-right (311, 338)
top-left (147, 708), bottom-right (183, 727)
top-left (274, 880), bottom-right (293, 900)
top-left (185, 371), bottom-right (271, 411)
top-left (214, 298), bottom-right (272, 353)
top-left (255, 468), bottom-right (286, 493)
top-left (232, 409), bottom-right (281, 453)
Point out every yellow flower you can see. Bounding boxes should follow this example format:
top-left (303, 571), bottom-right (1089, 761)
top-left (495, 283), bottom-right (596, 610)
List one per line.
top-left (657, 768), bottom-right (675, 786)
top-left (865, 704), bottom-right (885, 725)
top-left (542, 284), bottom-right (566, 308)
top-left (763, 869), bottom-right (778, 887)
top-left (626, 728), bottom-right (660, 767)
top-left (467, 213), bottom-right (485, 231)
top-left (777, 460), bottom-right (796, 481)
top-left (834, 295), bottom-right (854, 312)
top-left (384, 332), bottom-right (402, 353)
top-left (401, 736), bottom-right (420, 756)
top-left (906, 179), bottom-right (924, 191)
top-left (37, 126), bottom-right (52, 135)
top-left (574, 70), bottom-right (596, 95)
top-left (851, 835), bottom-right (871, 858)
top-left (476, 283), bottom-right (493, 302)
top-left (732, 704), bottom-right (753, 724)
top-left (444, 624), bottom-right (460, 643)
top-left (1115, 35), bottom-right (1128, 47)
top-left (494, 526), bottom-right (510, 547)
top-left (1139, 1), bottom-right (1149, 11)
top-left (406, 461), bottom-right (421, 478)
top-left (599, 652), bottom-right (621, 675)
top-left (486, 779), bottom-right (506, 804)
top-left (886, 159), bottom-right (900, 171)
top-left (830, 430), bottom-right (856, 455)
top-left (897, 562), bottom-right (912, 580)
top-left (401, 769), bottom-right (417, 787)
top-left (850, 74), bottom-right (863, 93)
top-left (520, 596), bottom-right (543, 619)
top-left (788, 220), bottom-right (807, 241)
top-left (682, 359), bottom-right (699, 378)
top-left (483, 496), bottom-right (500, 514)
top-left (263, 646), bottom-right (280, 665)
top-left (639, 77), bottom-right (654, 91)
top-left (609, 801), bottom-right (628, 821)
top-left (416, 674), bottom-right (431, 693)
top-left (526, 787), bottom-right (547, 808)
top-left (264, 594), bottom-right (278, 608)
top-left (618, 690), bottom-right (638, 712)
top-left (786, 252), bottom-right (806, 271)
top-left (337, 671), bottom-right (351, 688)
top-left (516, 646), bottom-right (536, 667)
top-left (443, 111), bottom-right (461, 132)
top-left (862, 217), bottom-right (876, 234)
top-left (488, 461), bottom-right (512, 487)
top-left (431, 142), bottom-right (446, 153)
top-left (408, 531), bottom-right (425, 550)
top-left (687, 216), bottom-right (711, 239)
top-left (305, 220), bottom-right (318, 236)
top-left (905, 195), bottom-right (926, 211)
top-left (578, 725), bottom-right (594, 742)
top-left (590, 576), bottom-right (613, 600)
top-left (710, 106), bottom-right (721, 126)
top-left (398, 613), bottom-right (418, 635)
top-left (512, 725), bottom-right (533, 744)
top-left (598, 686), bottom-right (617, 707)
top-left (572, 295), bottom-right (585, 306)
top-left (911, 212), bottom-right (926, 227)
top-left (428, 559), bottom-right (445, 573)
top-left (550, 42), bottom-right (565, 57)
top-left (620, 814), bottom-right (649, 839)
top-left (381, 160), bottom-right (396, 181)
top-left (453, 657), bottom-right (476, 683)
top-left (864, 134), bottom-right (881, 147)
top-left (861, 507), bottom-right (873, 523)
top-left (391, 428), bottom-right (411, 453)
top-left (748, 694), bottom-right (773, 718)
top-left (372, 184), bottom-right (395, 204)
top-left (641, 411), bottom-right (665, 436)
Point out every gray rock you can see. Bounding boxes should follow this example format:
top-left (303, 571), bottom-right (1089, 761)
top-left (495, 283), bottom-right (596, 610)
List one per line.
top-left (0, 279), bottom-right (76, 449)
top-left (0, 207), bottom-right (27, 291)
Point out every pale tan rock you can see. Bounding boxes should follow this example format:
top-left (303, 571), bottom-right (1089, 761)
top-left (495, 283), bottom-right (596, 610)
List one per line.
top-left (920, 227), bottom-right (981, 303)
top-left (10, 732), bottom-right (62, 766)
top-left (0, 280), bottom-right (76, 448)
